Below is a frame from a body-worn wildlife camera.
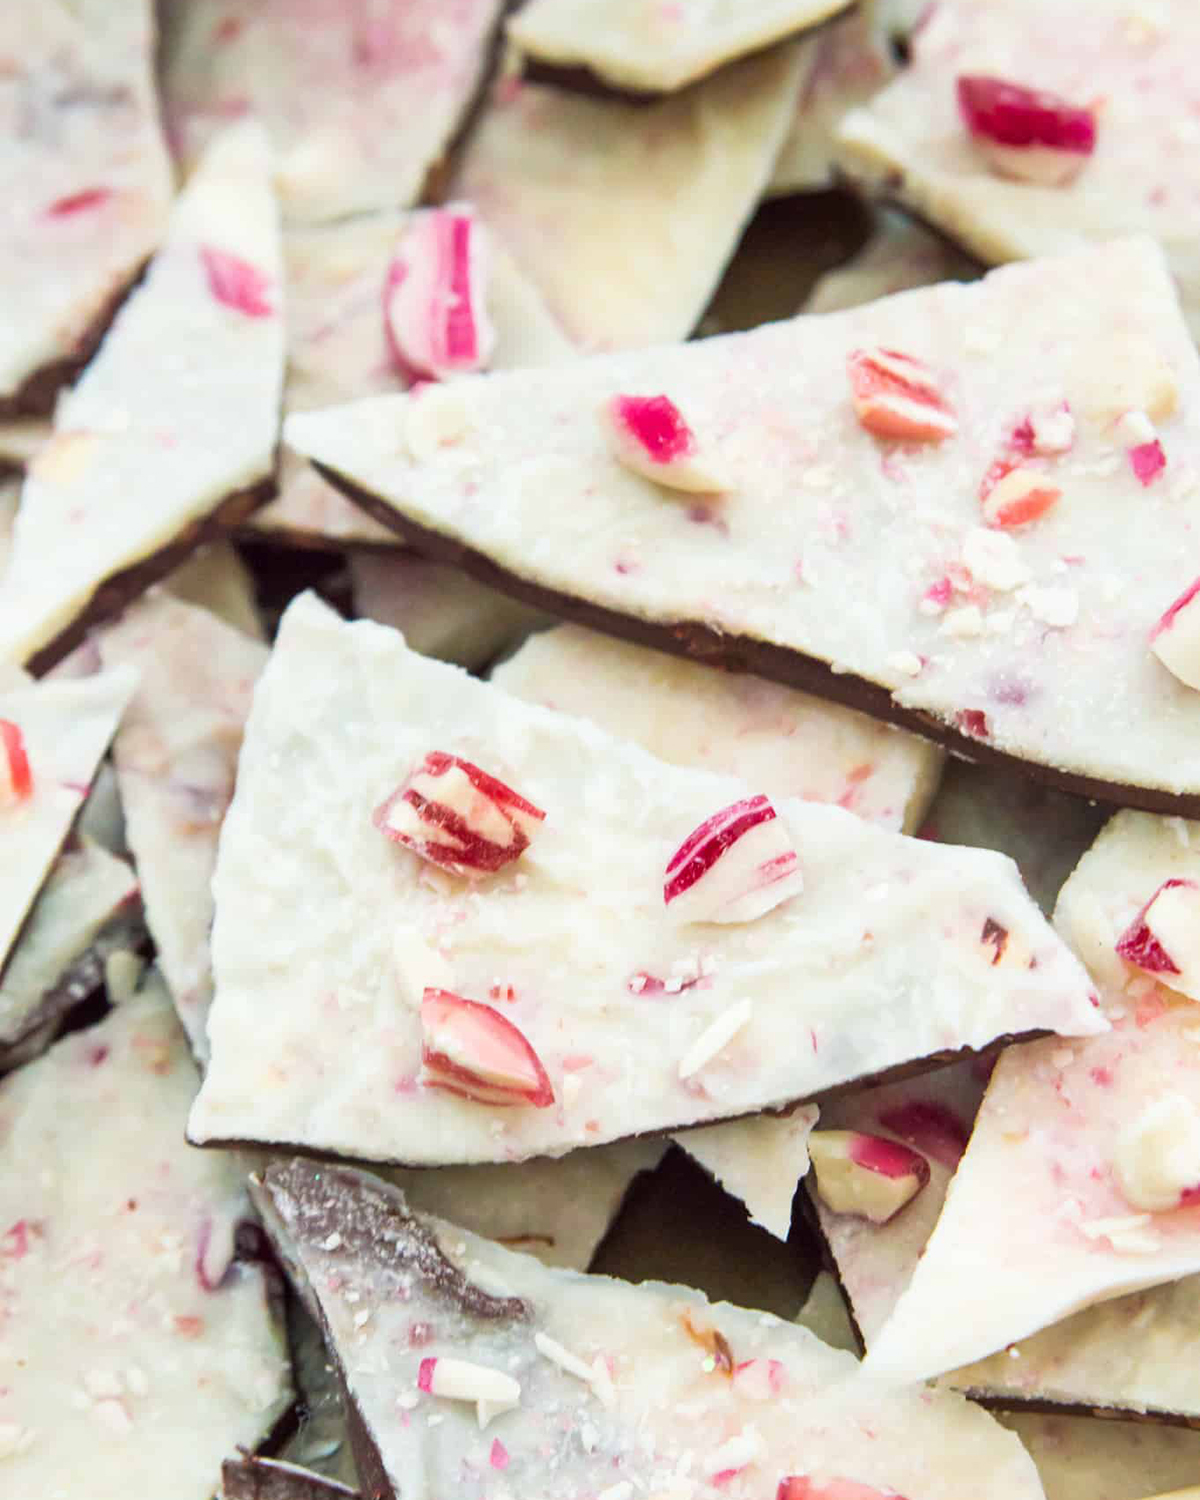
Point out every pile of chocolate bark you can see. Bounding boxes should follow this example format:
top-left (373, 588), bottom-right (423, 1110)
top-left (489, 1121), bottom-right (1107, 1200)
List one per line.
top-left (5, 3), bottom-right (1200, 1498)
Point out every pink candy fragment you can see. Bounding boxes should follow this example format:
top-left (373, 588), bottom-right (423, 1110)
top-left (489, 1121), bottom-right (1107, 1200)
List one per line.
top-left (602, 393), bottom-right (726, 492)
top-left (0, 720), bottom-right (32, 806)
top-left (957, 75), bottom-right (1096, 185)
top-left (1116, 879), bottom-right (1199, 979)
top-left (1130, 440), bottom-right (1166, 486)
top-left (664, 795), bottom-right (802, 925)
top-left (45, 186), bottom-right (113, 218)
top-left (200, 246), bottom-right (274, 318)
top-left (383, 206), bottom-right (496, 380)
top-left (847, 348), bottom-right (957, 443)
top-left (876, 1100), bottom-right (971, 1169)
top-left (779, 1479), bottom-right (909, 1500)
top-left (419, 988), bottom-right (555, 1108)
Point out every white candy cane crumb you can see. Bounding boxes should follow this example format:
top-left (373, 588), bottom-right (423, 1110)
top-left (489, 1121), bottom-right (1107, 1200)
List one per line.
top-left (887, 650), bottom-right (923, 678)
top-left (941, 605), bottom-right (984, 638)
top-left (678, 999), bottom-right (752, 1080)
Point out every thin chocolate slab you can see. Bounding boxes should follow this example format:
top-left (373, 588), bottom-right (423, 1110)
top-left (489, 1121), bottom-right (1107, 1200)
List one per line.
top-left (0, 0), bottom-right (172, 414)
top-left (189, 593), bottom-right (1102, 1167)
top-left (222, 1455), bottom-right (357, 1500)
top-left (288, 237), bottom-right (1200, 816)
top-left (0, 119), bottom-right (284, 672)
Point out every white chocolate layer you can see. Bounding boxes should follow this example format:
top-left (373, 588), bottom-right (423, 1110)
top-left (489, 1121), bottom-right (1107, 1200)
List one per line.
top-left (161, 0), bottom-right (505, 224)
top-left (0, 971), bottom-right (291, 1495)
top-left (835, 0), bottom-right (1200, 338)
top-left (286, 238), bottom-right (1200, 803)
top-left (0, 0), bottom-right (172, 404)
top-left (257, 1158), bottom-right (1045, 1500)
top-left (99, 593), bottom-right (268, 1058)
top-left (507, 0), bottom-right (848, 92)
top-left (452, 49), bottom-right (806, 352)
top-left (0, 120), bottom-right (284, 667)
top-left (190, 593), bottom-right (1102, 1164)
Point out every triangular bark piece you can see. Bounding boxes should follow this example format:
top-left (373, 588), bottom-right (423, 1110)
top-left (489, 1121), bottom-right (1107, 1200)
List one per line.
top-left (865, 810), bottom-right (1200, 1389)
top-left (189, 592), bottom-right (1102, 1164)
top-left (287, 237), bottom-right (1200, 815)
top-left (0, 120), bottom-right (284, 672)
top-left (0, 0), bottom-right (172, 414)
top-left (0, 968), bottom-right (291, 1492)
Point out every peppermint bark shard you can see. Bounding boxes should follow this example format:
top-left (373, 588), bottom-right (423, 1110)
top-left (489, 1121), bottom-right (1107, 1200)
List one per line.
top-left (253, 210), bottom-right (574, 549)
top-left (494, 623), bottom-right (942, 833)
top-left (0, 0), bottom-right (172, 413)
top-left (802, 211), bottom-right (981, 315)
top-left (0, 120), bottom-right (284, 672)
top-left (161, 0), bottom-right (505, 225)
top-left (254, 1159), bottom-right (1046, 1500)
top-left (189, 593), bottom-right (1102, 1164)
top-left (865, 810), bottom-right (1200, 1387)
top-left (98, 593), bottom-right (268, 1058)
top-left (0, 667), bottom-right (136, 979)
top-left (835, 0), bottom-right (1200, 338)
top-left (507, 0), bottom-right (849, 92)
top-left (288, 237), bottom-right (1200, 813)
top-left (452, 48), bottom-right (806, 351)
top-left (0, 837), bottom-right (140, 1064)
top-left (672, 1108), bottom-right (818, 1240)
top-left (0, 970), bottom-right (291, 1494)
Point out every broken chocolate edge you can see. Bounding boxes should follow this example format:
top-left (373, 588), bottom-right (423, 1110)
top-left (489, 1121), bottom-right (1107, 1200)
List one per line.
top-left (313, 461), bottom-right (1198, 817)
top-left (221, 1453), bottom-right (360, 1500)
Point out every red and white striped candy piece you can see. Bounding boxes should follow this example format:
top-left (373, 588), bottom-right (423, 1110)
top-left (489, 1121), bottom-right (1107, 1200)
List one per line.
top-left (979, 459), bottom-right (1062, 529)
top-left (601, 393), bottom-right (726, 492)
top-left (808, 1130), bottom-right (930, 1225)
top-left (846, 348), bottom-right (957, 443)
top-left (420, 988), bottom-right (554, 1108)
top-left (374, 752), bottom-right (545, 878)
top-left (383, 205), bottom-right (496, 380)
top-left (0, 720), bottom-right (33, 807)
top-left (664, 795), bottom-right (802, 925)
top-left (957, 74), bottom-right (1096, 186)
top-left (1116, 878), bottom-right (1200, 1001)
top-left (417, 1356), bottom-right (521, 1408)
top-left (779, 1481), bottom-right (908, 1500)
top-left (1151, 577), bottom-right (1200, 691)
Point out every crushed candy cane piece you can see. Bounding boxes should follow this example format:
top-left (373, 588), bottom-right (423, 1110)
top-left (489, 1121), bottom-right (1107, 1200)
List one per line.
top-left (678, 998), bottom-right (752, 1080)
top-left (808, 1130), bottom-right (930, 1225)
top-left (1027, 403), bottom-right (1075, 454)
top-left (957, 75), bottom-right (1096, 185)
top-left (375, 752), bottom-right (545, 878)
top-left (420, 989), bottom-right (554, 1108)
top-left (0, 720), bottom-right (33, 806)
top-left (846, 348), bottom-right (957, 443)
top-left (664, 795), bottom-right (802, 925)
top-left (46, 186), bottom-right (114, 218)
top-left (200, 246), bottom-right (274, 318)
top-left (779, 1480), bottom-right (908, 1500)
top-left (732, 1358), bottom-right (786, 1400)
top-left (981, 462), bottom-right (1062, 529)
top-left (384, 206), bottom-right (496, 381)
top-left (1115, 1094), bottom-right (1200, 1212)
top-left (1131, 440), bottom-right (1167, 485)
top-left (601, 394), bottom-right (726, 493)
top-left (877, 1099), bottom-right (971, 1169)
top-left (1116, 878), bottom-right (1200, 999)
top-left (417, 1356), bottom-right (520, 1407)
top-left (1151, 577), bottom-right (1200, 689)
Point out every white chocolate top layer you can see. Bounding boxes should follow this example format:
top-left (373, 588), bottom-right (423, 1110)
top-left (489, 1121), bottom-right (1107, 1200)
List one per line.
top-left (452, 51), bottom-right (806, 352)
top-left (866, 809), bottom-right (1200, 1386)
top-left (0, 120), bottom-right (284, 667)
top-left (0, 667), bottom-right (135, 979)
top-left (258, 1158), bottom-right (1045, 1500)
top-left (0, 971), bottom-right (291, 1495)
top-left (286, 238), bottom-right (1200, 804)
top-left (495, 622), bottom-right (942, 833)
top-left (190, 593), bottom-right (1102, 1164)
top-left (507, 0), bottom-right (848, 92)
top-left (161, 0), bottom-right (505, 224)
top-left (99, 593), bottom-right (268, 1058)
top-left (0, 0), bottom-right (172, 403)
top-left (835, 0), bottom-right (1200, 338)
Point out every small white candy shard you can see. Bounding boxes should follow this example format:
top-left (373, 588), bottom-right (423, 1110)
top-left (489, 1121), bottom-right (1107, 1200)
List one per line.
top-left (1029, 403), bottom-right (1075, 454)
top-left (664, 795), bottom-right (802, 925)
top-left (1151, 577), bottom-right (1200, 691)
top-left (601, 393), bottom-right (726, 494)
top-left (962, 528), bottom-right (1030, 592)
top-left (808, 1130), bottom-right (931, 1225)
top-left (678, 999), bottom-right (752, 1081)
top-left (1116, 1094), bottom-right (1200, 1212)
top-left (384, 205), bottom-right (495, 381)
top-left (419, 1356), bottom-right (520, 1408)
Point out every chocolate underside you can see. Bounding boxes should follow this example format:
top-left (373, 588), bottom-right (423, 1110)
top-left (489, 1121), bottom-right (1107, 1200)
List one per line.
top-left (222, 1455), bottom-right (359, 1500)
top-left (0, 259), bottom-right (150, 420)
top-left (26, 470), bottom-right (277, 678)
top-left (318, 461), bottom-right (1198, 818)
top-left (192, 1031), bottom-right (1055, 1167)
